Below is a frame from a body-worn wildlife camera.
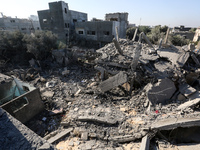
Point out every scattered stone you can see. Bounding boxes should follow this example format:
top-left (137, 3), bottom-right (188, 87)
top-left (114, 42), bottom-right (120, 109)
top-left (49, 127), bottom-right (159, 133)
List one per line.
top-left (41, 91), bottom-right (54, 98)
top-left (81, 132), bottom-right (88, 141)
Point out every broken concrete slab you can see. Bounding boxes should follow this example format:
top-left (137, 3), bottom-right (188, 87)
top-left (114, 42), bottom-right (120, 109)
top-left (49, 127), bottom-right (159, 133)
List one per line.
top-left (191, 53), bottom-right (200, 67)
top-left (177, 52), bottom-right (190, 67)
top-left (139, 135), bottom-right (150, 150)
top-left (131, 43), bottom-right (142, 71)
top-left (99, 71), bottom-right (128, 92)
top-left (151, 117), bottom-right (200, 130)
top-left (157, 48), bottom-right (180, 65)
top-left (48, 128), bottom-right (73, 144)
top-left (147, 78), bottom-right (176, 104)
top-left (179, 84), bottom-right (196, 97)
top-left (41, 91), bottom-right (54, 98)
top-left (113, 38), bottom-right (123, 55)
top-left (78, 115), bottom-right (117, 125)
top-left (108, 134), bottom-right (143, 143)
top-left (0, 108), bottom-right (54, 149)
top-left (177, 143), bottom-right (200, 150)
top-left (177, 91), bottom-right (200, 110)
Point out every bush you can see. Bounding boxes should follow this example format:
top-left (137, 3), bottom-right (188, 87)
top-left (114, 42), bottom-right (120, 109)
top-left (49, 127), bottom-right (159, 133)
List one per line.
top-left (169, 34), bottom-right (190, 46)
top-left (0, 31), bottom-right (26, 57)
top-left (23, 31), bottom-right (57, 60)
top-left (147, 25), bottom-right (165, 44)
top-left (126, 26), bottom-right (151, 40)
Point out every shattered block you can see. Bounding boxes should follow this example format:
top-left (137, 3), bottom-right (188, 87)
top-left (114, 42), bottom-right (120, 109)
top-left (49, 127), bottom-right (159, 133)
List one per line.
top-left (99, 71), bottom-right (128, 92)
top-left (179, 84), bottom-right (196, 97)
top-left (147, 78), bottom-right (176, 104)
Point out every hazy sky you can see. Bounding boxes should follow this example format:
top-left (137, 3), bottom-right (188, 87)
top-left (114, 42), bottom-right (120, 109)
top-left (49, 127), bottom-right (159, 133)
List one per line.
top-left (0, 0), bottom-right (199, 27)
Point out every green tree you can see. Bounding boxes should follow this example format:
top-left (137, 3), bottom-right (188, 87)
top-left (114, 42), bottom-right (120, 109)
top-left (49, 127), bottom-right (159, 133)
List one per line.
top-left (138, 26), bottom-right (151, 34)
top-left (126, 27), bottom-right (137, 39)
top-left (23, 31), bottom-right (57, 60)
top-left (0, 31), bottom-right (26, 58)
top-left (189, 28), bottom-right (197, 33)
top-left (147, 25), bottom-right (167, 44)
top-left (169, 34), bottom-right (190, 46)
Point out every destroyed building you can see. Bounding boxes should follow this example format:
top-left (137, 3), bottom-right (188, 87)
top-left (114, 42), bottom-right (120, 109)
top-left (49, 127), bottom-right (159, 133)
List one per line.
top-left (38, 1), bottom-right (128, 47)
top-left (75, 12), bottom-right (128, 47)
top-left (0, 14), bottom-right (41, 33)
top-left (37, 1), bottom-right (88, 44)
top-left (172, 25), bottom-right (194, 40)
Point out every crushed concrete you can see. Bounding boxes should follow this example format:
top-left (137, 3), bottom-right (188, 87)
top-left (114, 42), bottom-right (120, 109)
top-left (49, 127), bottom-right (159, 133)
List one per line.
top-left (2, 38), bottom-right (200, 149)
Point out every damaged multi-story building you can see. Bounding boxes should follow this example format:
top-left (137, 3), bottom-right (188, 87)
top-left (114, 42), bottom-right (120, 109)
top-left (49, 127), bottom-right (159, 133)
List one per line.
top-left (0, 14), bottom-right (41, 34)
top-left (75, 12), bottom-right (128, 47)
top-left (38, 1), bottom-right (88, 44)
top-left (38, 1), bottom-right (128, 47)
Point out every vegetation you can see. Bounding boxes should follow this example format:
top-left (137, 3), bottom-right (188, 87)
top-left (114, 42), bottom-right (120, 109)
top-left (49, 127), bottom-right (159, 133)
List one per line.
top-left (0, 31), bottom-right (26, 58)
top-left (23, 31), bottom-right (57, 60)
top-left (0, 30), bottom-right (58, 63)
top-left (126, 26), bottom-right (151, 40)
top-left (189, 28), bottom-right (197, 33)
top-left (126, 25), bottom-right (191, 46)
top-left (169, 34), bottom-right (190, 46)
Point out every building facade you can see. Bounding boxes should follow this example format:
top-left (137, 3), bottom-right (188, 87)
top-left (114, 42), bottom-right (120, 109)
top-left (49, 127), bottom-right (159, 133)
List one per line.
top-left (0, 15), bottom-right (41, 34)
top-left (38, 1), bottom-right (87, 43)
top-left (38, 1), bottom-right (128, 47)
top-left (75, 13), bottom-right (128, 47)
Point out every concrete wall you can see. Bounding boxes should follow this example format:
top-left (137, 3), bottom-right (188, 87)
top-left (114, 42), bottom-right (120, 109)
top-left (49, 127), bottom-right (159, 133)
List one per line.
top-left (38, 1), bottom-right (87, 43)
top-left (0, 17), bottom-right (40, 33)
top-left (105, 13), bottom-right (128, 38)
top-left (75, 21), bottom-right (114, 43)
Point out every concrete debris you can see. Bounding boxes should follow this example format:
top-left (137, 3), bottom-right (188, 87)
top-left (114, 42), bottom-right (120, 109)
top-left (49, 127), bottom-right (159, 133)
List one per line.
top-left (139, 135), bottom-right (150, 150)
top-left (151, 117), bottom-right (200, 130)
top-left (2, 38), bottom-right (200, 149)
top-left (47, 128), bottom-right (73, 144)
top-left (147, 78), bottom-right (176, 104)
top-left (179, 84), bottom-right (196, 97)
top-left (99, 71), bottom-right (128, 92)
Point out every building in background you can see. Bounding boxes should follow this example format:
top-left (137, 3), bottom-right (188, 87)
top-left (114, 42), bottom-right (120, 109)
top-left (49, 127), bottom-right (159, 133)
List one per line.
top-left (38, 1), bottom-right (87, 44)
top-left (38, 1), bottom-right (129, 47)
top-left (0, 14), bottom-right (41, 34)
top-left (171, 25), bottom-right (194, 40)
top-left (75, 12), bottom-right (128, 47)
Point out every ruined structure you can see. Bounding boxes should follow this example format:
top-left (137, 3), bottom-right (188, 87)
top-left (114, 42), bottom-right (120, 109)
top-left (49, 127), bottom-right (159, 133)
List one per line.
top-left (0, 15), bottom-right (41, 34)
top-left (38, 1), bottom-right (88, 44)
top-left (75, 12), bottom-right (128, 47)
top-left (105, 12), bottom-right (128, 38)
top-left (172, 25), bottom-right (194, 40)
top-left (193, 26), bottom-right (200, 42)
top-left (38, 1), bottom-right (128, 47)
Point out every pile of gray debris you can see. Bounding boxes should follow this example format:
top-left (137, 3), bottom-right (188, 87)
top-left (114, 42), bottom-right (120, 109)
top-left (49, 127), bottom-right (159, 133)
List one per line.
top-left (1, 35), bottom-right (200, 150)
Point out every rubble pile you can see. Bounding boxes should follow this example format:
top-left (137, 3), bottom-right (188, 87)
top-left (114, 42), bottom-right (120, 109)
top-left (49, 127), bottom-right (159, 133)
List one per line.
top-left (1, 39), bottom-right (200, 149)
